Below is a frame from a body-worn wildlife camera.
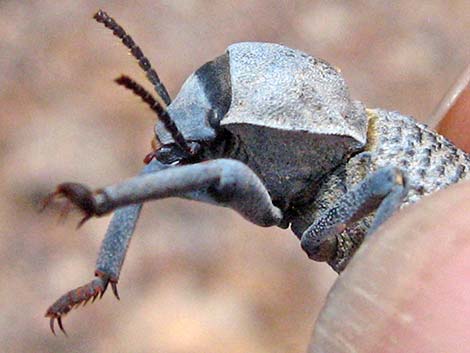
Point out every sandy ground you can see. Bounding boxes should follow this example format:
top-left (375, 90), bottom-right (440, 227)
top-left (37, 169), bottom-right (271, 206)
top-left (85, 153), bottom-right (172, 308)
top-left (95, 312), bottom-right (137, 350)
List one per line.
top-left (0, 1), bottom-right (468, 352)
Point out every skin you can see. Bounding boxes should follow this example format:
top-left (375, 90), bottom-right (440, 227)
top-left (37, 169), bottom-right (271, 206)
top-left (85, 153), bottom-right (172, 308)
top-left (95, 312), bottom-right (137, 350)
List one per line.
top-left (309, 71), bottom-right (470, 353)
top-left (435, 64), bottom-right (470, 153)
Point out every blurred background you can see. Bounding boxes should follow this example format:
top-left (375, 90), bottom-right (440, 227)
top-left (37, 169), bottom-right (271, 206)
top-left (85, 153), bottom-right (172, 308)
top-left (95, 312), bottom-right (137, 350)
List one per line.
top-left (0, 1), bottom-right (468, 352)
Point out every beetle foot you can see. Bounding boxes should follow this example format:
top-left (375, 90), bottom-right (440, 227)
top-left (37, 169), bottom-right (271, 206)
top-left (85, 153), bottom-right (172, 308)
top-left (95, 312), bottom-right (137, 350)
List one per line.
top-left (45, 272), bottom-right (119, 335)
top-left (41, 183), bottom-right (98, 228)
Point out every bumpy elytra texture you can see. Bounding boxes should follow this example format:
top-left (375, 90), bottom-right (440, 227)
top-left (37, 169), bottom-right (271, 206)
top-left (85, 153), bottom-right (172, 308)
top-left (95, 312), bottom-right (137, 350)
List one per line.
top-left (291, 108), bottom-right (470, 271)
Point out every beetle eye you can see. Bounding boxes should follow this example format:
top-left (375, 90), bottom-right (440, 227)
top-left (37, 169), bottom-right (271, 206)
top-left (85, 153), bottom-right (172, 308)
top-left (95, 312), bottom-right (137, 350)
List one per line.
top-left (207, 110), bottom-right (219, 128)
top-left (156, 146), bottom-right (183, 165)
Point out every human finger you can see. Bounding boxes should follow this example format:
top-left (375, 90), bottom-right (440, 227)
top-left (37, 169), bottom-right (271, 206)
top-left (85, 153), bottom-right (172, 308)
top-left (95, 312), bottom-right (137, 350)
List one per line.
top-left (309, 181), bottom-right (470, 353)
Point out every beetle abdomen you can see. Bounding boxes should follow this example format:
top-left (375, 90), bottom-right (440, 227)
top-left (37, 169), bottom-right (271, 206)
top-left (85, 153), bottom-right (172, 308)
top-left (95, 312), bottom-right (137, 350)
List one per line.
top-left (290, 109), bottom-right (470, 271)
top-left (367, 109), bottom-right (470, 203)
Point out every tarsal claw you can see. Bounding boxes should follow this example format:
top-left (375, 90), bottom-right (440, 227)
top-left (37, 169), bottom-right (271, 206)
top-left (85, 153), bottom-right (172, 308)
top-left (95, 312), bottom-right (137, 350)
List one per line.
top-left (45, 275), bottom-right (119, 336)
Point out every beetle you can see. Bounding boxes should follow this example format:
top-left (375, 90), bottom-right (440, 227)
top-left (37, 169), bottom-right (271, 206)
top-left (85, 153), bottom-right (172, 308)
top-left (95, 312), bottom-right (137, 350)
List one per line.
top-left (43, 10), bottom-right (470, 335)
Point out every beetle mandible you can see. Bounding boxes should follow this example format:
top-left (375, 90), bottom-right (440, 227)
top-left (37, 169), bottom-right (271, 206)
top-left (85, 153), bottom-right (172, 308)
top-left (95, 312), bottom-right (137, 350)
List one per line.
top-left (43, 10), bottom-right (470, 335)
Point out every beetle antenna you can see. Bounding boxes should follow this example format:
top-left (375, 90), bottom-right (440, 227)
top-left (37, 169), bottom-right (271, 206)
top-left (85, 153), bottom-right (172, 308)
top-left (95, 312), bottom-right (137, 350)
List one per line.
top-left (94, 9), bottom-right (172, 105)
top-left (115, 75), bottom-right (191, 154)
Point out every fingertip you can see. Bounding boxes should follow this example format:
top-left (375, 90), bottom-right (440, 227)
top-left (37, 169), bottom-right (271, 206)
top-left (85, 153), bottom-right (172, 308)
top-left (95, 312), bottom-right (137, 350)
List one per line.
top-left (310, 181), bottom-right (470, 353)
top-left (433, 64), bottom-right (470, 152)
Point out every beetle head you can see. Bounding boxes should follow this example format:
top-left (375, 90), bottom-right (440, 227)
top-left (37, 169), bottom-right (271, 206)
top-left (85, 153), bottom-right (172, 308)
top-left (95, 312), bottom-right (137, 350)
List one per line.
top-left (152, 52), bottom-right (231, 164)
top-left (95, 9), bottom-right (232, 165)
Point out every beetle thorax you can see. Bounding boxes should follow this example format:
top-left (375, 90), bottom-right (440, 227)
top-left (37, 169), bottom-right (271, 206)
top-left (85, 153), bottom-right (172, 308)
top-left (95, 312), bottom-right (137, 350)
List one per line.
top-left (217, 42), bottom-right (369, 209)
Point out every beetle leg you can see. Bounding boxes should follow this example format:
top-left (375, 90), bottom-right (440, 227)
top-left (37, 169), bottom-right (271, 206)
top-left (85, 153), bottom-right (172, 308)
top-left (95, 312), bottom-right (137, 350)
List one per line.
top-left (45, 160), bottom-right (168, 335)
top-left (45, 159), bottom-right (282, 227)
top-left (45, 159), bottom-right (282, 334)
top-left (45, 272), bottom-right (115, 336)
top-left (300, 166), bottom-right (409, 272)
top-left (41, 182), bottom-right (98, 228)
top-left (108, 158), bottom-right (282, 226)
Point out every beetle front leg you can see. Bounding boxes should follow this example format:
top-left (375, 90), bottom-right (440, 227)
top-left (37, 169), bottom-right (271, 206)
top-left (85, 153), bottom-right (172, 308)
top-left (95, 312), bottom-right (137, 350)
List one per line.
top-left (47, 158), bottom-right (283, 227)
top-left (300, 166), bottom-right (409, 272)
top-left (45, 160), bottom-right (168, 335)
top-left (45, 159), bottom-right (282, 333)
top-left (45, 205), bottom-right (141, 336)
top-left (45, 271), bottom-right (114, 336)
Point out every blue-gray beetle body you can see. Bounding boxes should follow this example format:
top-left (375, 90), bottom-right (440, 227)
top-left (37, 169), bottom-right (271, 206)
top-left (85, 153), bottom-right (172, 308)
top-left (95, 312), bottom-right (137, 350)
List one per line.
top-left (44, 10), bottom-right (470, 335)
